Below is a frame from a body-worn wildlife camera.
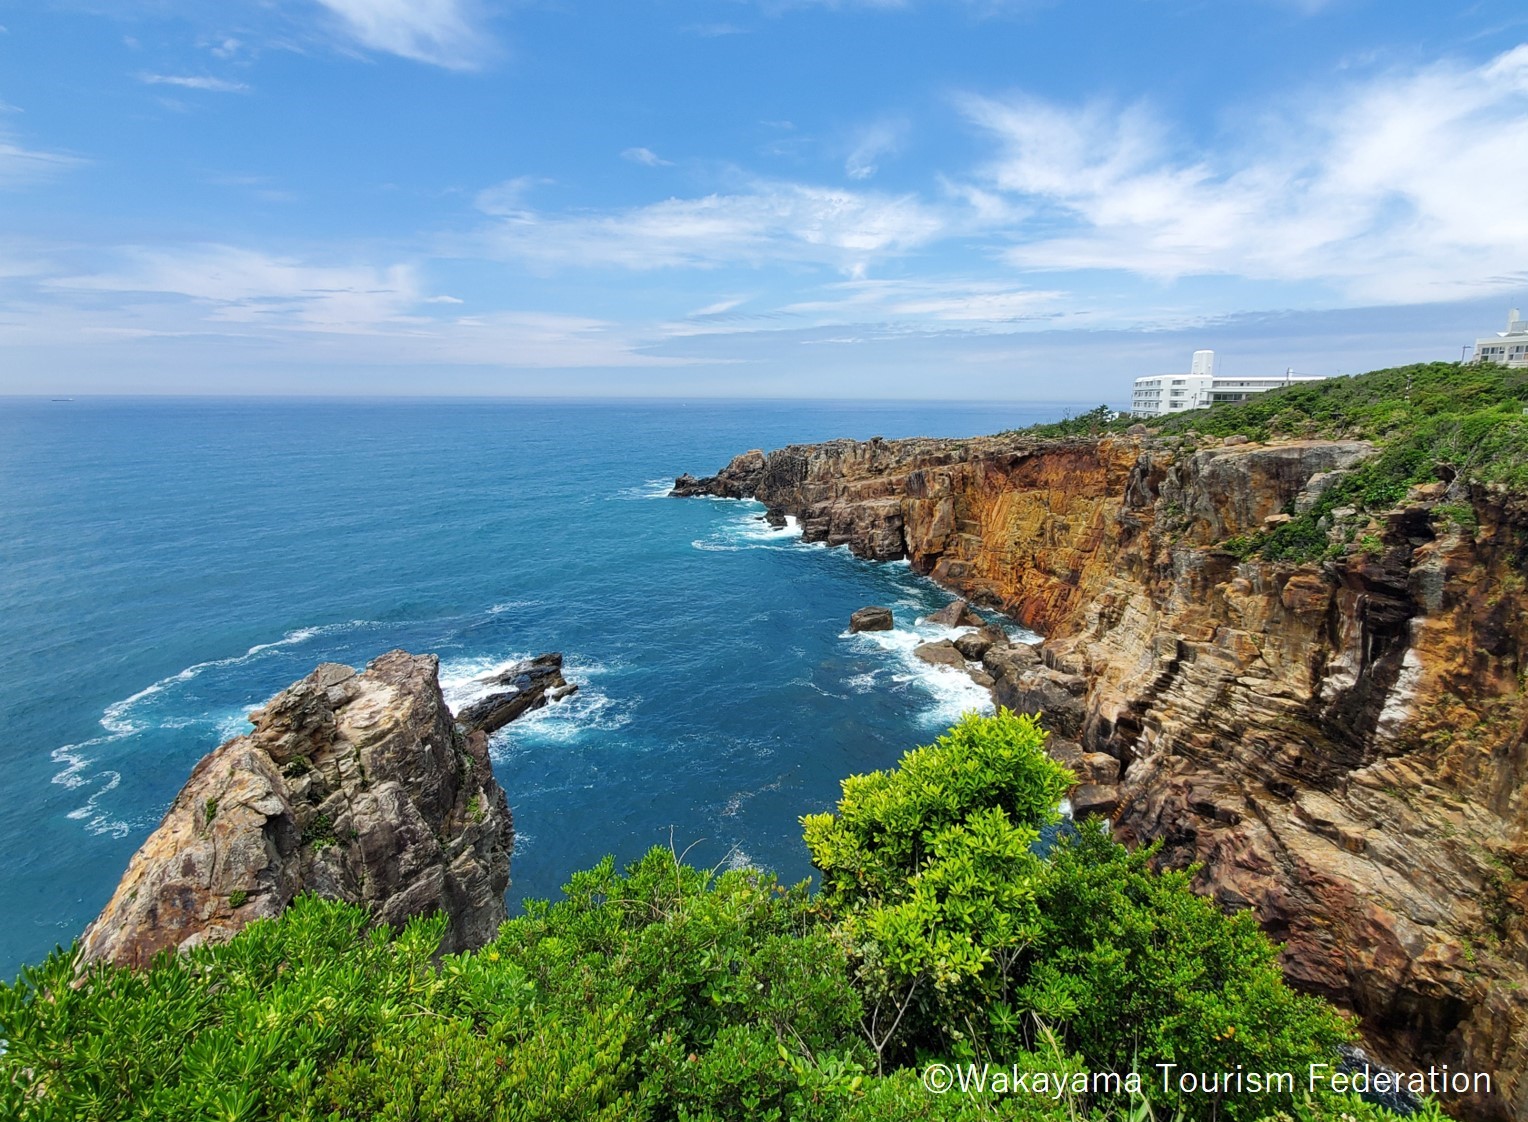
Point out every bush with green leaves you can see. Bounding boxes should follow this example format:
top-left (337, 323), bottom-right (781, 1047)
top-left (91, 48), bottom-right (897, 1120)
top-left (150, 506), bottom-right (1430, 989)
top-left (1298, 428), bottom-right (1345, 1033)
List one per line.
top-left (0, 711), bottom-right (1440, 1121)
top-left (803, 710), bottom-right (1073, 1068)
top-left (1025, 821), bottom-right (1353, 1121)
top-left (802, 711), bottom-right (1354, 1120)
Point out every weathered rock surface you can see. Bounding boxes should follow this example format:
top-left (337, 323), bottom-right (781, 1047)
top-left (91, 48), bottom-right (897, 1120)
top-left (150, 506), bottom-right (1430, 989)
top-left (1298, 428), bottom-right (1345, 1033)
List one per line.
top-left (927, 598), bottom-right (982, 628)
top-left (79, 651), bottom-right (514, 969)
top-left (456, 652), bottom-right (576, 735)
top-left (678, 432), bottom-right (1528, 1121)
top-left (849, 605), bottom-right (894, 633)
top-left (913, 639), bottom-right (968, 669)
top-left (953, 631), bottom-right (996, 660)
top-left (670, 449), bottom-right (768, 498)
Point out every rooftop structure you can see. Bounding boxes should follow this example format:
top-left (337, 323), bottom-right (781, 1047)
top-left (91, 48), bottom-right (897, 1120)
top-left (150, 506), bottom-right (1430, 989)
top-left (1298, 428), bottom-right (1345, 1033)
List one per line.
top-left (1470, 309), bottom-right (1528, 368)
top-left (1131, 351), bottom-right (1329, 417)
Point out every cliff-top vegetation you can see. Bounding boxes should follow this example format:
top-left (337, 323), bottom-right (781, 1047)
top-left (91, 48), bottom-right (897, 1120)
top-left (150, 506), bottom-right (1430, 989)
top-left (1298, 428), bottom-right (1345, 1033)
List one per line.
top-left (0, 711), bottom-right (1447, 1122)
top-left (1025, 361), bottom-right (1528, 562)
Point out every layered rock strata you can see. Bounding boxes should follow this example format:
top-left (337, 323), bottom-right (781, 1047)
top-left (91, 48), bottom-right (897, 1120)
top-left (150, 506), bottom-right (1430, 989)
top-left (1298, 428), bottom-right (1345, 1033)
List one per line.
top-left (676, 434), bottom-right (1528, 1122)
top-left (80, 651), bottom-right (515, 969)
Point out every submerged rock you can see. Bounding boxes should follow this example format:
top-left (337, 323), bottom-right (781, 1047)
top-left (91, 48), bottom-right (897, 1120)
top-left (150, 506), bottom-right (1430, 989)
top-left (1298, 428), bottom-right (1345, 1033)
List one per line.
top-left (848, 605), bottom-right (894, 633)
top-left (78, 651), bottom-right (513, 969)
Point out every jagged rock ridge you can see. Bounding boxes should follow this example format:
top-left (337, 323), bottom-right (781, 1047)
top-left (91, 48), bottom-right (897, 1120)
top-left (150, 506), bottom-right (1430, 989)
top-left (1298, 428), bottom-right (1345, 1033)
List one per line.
top-left (676, 433), bottom-right (1528, 1122)
top-left (79, 650), bottom-right (516, 969)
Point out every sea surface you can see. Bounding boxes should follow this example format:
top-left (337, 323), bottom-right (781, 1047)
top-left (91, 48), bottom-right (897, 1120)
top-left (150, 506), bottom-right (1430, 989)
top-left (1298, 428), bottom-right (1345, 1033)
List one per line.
top-left (0, 397), bottom-right (1089, 975)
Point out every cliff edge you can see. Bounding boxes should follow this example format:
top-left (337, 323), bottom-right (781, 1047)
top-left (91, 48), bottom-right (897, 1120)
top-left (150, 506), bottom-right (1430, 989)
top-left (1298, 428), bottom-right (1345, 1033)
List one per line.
top-left (678, 431), bottom-right (1528, 1122)
top-left (79, 650), bottom-right (516, 968)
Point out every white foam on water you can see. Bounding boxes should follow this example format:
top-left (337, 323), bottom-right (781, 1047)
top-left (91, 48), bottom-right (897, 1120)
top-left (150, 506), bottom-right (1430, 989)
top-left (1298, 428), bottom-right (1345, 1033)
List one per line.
top-left (844, 619), bottom-right (994, 728)
top-left (641, 478), bottom-right (679, 499)
top-left (487, 600), bottom-right (539, 615)
top-left (55, 619), bottom-right (386, 837)
top-left (64, 769), bottom-right (130, 838)
top-left (437, 651), bottom-right (536, 710)
top-left (691, 507), bottom-right (809, 554)
top-left (500, 683), bottom-right (631, 748)
top-left (719, 778), bottom-right (785, 819)
top-left (442, 650), bottom-right (629, 755)
top-left (845, 671), bottom-right (878, 693)
top-left (723, 846), bottom-right (759, 872)
top-left (97, 622), bottom-right (366, 737)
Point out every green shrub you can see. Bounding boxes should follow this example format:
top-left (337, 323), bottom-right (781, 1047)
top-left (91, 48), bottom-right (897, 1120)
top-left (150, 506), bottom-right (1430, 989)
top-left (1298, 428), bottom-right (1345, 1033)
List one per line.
top-left (0, 711), bottom-right (1435, 1122)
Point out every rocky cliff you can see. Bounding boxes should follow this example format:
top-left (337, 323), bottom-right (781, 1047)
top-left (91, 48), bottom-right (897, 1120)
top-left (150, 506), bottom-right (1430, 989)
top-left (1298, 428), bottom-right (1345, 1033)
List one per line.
top-left (678, 434), bottom-right (1528, 1122)
top-left (79, 650), bottom-right (519, 969)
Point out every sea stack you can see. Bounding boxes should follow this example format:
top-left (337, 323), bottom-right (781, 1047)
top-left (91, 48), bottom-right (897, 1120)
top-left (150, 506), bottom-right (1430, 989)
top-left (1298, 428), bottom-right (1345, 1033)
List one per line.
top-left (79, 650), bottom-right (514, 968)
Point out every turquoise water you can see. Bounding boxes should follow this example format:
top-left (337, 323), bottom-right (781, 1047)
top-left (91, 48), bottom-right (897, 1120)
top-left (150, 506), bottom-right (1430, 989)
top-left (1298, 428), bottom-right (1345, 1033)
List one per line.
top-left (0, 397), bottom-right (1079, 974)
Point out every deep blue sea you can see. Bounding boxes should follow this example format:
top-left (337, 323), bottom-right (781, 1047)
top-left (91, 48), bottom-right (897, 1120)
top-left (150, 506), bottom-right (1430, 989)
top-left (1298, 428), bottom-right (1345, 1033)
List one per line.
top-left (0, 397), bottom-right (1086, 975)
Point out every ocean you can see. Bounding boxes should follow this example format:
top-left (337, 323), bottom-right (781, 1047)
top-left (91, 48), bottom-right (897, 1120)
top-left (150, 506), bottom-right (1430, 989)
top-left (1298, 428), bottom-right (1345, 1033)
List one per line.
top-left (0, 397), bottom-right (1084, 975)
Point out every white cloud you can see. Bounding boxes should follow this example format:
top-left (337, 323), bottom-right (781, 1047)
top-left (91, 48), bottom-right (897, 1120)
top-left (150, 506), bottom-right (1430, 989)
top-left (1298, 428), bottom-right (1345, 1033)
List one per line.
top-left (622, 146), bottom-right (673, 167)
top-left (313, 0), bottom-right (488, 70)
top-left (474, 175), bottom-right (551, 219)
top-left (0, 134), bottom-right (85, 188)
top-left (482, 180), bottom-right (949, 273)
top-left (139, 74), bottom-right (250, 93)
top-left (779, 277), bottom-right (1067, 326)
top-left (27, 244), bottom-right (702, 369)
top-left (844, 119), bottom-right (906, 180)
top-left (50, 245), bottom-right (427, 333)
top-left (960, 44), bottom-right (1528, 302)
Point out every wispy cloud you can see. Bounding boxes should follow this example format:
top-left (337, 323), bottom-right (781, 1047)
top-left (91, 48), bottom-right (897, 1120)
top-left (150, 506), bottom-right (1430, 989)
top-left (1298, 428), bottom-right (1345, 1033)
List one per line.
top-left (779, 277), bottom-right (1067, 326)
top-left (682, 22), bottom-right (752, 37)
top-left (622, 146), bottom-right (673, 167)
top-left (313, 0), bottom-right (489, 70)
top-left (0, 133), bottom-right (85, 188)
top-left (844, 119), bottom-right (907, 180)
top-left (49, 245), bottom-right (422, 332)
top-left (28, 244), bottom-right (700, 368)
top-left (959, 44), bottom-right (1528, 302)
top-left (480, 179), bottom-right (949, 274)
top-left (139, 74), bottom-right (250, 93)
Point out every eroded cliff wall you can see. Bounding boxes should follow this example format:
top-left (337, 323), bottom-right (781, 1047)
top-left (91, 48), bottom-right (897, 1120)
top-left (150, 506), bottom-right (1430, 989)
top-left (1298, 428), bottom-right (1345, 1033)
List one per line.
top-left (678, 433), bottom-right (1528, 1121)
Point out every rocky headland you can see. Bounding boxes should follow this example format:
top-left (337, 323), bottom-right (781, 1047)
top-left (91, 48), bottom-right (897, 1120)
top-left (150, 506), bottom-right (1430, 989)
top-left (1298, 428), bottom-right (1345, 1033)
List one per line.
top-left (78, 649), bottom-right (567, 970)
top-left (677, 432), bottom-right (1528, 1122)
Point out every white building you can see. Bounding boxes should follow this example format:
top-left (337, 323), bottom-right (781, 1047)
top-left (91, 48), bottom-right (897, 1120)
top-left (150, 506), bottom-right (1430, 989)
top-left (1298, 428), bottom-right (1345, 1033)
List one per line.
top-left (1471, 309), bottom-right (1528, 367)
top-left (1131, 351), bottom-right (1329, 417)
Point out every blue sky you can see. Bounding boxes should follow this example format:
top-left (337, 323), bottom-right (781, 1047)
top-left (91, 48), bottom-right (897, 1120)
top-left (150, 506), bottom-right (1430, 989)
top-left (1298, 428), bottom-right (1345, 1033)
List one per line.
top-left (2, 0), bottom-right (1527, 399)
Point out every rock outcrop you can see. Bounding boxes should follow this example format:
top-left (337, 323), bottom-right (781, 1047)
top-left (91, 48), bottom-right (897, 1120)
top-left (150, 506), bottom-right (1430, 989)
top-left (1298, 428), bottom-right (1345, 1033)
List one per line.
top-left (677, 433), bottom-right (1528, 1122)
top-left (79, 651), bottom-right (514, 969)
top-left (456, 652), bottom-right (577, 735)
top-left (927, 598), bottom-right (983, 628)
top-left (849, 605), bottom-right (895, 633)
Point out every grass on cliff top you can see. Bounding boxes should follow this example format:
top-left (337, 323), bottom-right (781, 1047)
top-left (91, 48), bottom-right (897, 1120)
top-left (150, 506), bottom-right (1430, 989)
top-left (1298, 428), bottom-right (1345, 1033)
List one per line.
top-left (1020, 362), bottom-right (1528, 561)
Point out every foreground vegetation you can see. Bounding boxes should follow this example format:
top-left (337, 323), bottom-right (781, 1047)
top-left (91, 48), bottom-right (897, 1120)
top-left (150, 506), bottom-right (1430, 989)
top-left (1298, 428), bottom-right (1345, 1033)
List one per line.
top-left (1, 712), bottom-right (1445, 1120)
top-left (1023, 361), bottom-right (1528, 561)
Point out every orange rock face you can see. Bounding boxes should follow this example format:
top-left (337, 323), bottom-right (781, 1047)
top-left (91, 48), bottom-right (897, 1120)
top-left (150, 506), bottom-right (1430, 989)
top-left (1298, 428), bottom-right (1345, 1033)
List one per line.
top-left (680, 433), bottom-right (1528, 1122)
